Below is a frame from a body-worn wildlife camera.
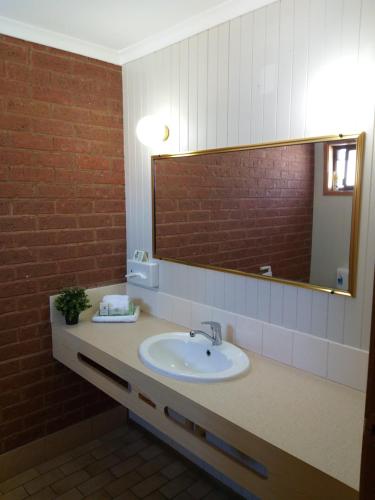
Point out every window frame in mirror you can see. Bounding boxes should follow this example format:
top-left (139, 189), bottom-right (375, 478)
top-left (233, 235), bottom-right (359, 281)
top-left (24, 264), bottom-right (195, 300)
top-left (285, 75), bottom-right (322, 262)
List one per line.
top-left (151, 133), bottom-right (365, 297)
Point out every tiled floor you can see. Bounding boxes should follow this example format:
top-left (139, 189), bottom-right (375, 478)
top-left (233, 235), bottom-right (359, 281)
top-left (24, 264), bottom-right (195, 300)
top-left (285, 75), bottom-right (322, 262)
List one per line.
top-left (0, 421), bottom-right (242, 500)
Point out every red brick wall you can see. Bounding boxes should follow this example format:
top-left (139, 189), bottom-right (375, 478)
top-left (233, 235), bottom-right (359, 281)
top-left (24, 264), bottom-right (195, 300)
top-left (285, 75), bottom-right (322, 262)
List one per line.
top-left (0, 35), bottom-right (125, 453)
top-left (154, 144), bottom-right (314, 282)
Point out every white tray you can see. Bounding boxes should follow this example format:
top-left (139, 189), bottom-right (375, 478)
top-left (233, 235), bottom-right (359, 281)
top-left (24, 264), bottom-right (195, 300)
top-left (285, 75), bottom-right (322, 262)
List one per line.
top-left (91, 305), bottom-right (140, 323)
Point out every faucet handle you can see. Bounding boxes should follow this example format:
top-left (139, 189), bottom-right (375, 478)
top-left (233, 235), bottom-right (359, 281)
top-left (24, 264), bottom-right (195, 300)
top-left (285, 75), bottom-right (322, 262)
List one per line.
top-left (201, 321), bottom-right (221, 332)
top-left (201, 321), bottom-right (222, 345)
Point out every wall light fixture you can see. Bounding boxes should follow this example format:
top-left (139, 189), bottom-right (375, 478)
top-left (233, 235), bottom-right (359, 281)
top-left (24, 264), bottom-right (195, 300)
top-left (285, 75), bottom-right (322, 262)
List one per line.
top-left (136, 115), bottom-right (169, 147)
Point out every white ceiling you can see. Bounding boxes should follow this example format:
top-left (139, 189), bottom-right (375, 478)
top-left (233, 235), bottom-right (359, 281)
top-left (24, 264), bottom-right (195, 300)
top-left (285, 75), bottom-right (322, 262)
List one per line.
top-left (0, 0), bottom-right (274, 65)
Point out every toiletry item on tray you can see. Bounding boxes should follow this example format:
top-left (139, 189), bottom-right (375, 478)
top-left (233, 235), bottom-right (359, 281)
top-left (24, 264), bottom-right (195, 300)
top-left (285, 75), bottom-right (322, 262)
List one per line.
top-left (92, 295), bottom-right (140, 323)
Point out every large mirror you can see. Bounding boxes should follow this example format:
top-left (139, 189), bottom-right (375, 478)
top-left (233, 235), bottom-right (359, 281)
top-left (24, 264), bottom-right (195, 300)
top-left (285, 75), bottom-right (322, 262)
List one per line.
top-left (152, 133), bottom-right (365, 296)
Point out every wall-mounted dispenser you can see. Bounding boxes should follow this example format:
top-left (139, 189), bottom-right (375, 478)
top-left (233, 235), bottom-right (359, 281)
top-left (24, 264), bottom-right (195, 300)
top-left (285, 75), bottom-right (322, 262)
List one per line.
top-left (260, 265), bottom-right (272, 277)
top-left (126, 259), bottom-right (159, 288)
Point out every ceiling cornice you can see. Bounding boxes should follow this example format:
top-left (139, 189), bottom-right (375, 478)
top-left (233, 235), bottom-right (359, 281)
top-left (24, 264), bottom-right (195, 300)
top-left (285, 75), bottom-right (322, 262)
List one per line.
top-left (118, 0), bottom-right (274, 65)
top-left (0, 0), bottom-right (275, 67)
top-left (0, 15), bottom-right (120, 65)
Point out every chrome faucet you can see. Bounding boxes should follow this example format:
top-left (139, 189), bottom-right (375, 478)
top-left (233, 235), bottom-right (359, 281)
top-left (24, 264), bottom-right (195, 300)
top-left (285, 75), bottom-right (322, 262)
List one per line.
top-left (190, 321), bottom-right (222, 346)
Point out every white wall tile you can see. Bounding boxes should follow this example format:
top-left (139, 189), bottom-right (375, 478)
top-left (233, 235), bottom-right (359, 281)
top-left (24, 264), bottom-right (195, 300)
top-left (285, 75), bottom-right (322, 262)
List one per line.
top-left (236, 315), bottom-right (263, 354)
top-left (156, 292), bottom-right (174, 322)
top-left (224, 273), bottom-right (237, 313)
top-left (270, 282), bottom-right (283, 325)
top-left (327, 295), bottom-right (345, 344)
top-left (211, 307), bottom-right (237, 343)
top-left (245, 278), bottom-right (258, 318)
top-left (233, 275), bottom-right (247, 316)
top-left (258, 281), bottom-right (271, 322)
top-left (186, 265), bottom-right (206, 303)
top-left (262, 323), bottom-right (293, 365)
top-left (344, 295), bottom-right (362, 348)
top-left (327, 342), bottom-right (369, 392)
top-left (283, 286), bottom-right (297, 330)
top-left (127, 284), bottom-right (158, 316)
top-left (296, 288), bottom-right (312, 333)
top-left (191, 302), bottom-right (212, 330)
top-left (205, 270), bottom-right (225, 309)
top-left (172, 296), bottom-right (192, 329)
top-left (158, 261), bottom-right (172, 293)
top-left (293, 332), bottom-right (328, 378)
top-left (174, 264), bottom-right (190, 300)
top-left (169, 262), bottom-right (184, 297)
top-left (311, 291), bottom-right (328, 338)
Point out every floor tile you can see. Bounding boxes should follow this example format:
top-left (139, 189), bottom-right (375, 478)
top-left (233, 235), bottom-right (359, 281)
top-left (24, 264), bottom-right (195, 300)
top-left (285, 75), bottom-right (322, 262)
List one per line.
top-left (51, 470), bottom-right (90, 495)
top-left (137, 453), bottom-right (173, 478)
top-left (143, 492), bottom-right (166, 500)
top-left (60, 454), bottom-right (96, 476)
top-left (138, 444), bottom-right (164, 461)
top-left (187, 478), bottom-right (214, 498)
top-left (105, 471), bottom-right (142, 497)
top-left (110, 455), bottom-right (143, 478)
top-left (85, 454), bottom-right (120, 477)
top-left (24, 469), bottom-right (64, 495)
top-left (0, 469), bottom-right (39, 494)
top-left (159, 471), bottom-right (196, 499)
top-left (130, 473), bottom-right (168, 498)
top-left (82, 490), bottom-right (112, 500)
top-left (1, 422), bottom-right (242, 500)
top-left (161, 460), bottom-right (188, 480)
top-left (28, 486), bottom-right (56, 500)
top-left (57, 488), bottom-right (84, 500)
top-left (112, 490), bottom-right (138, 500)
top-left (1, 486), bottom-right (28, 500)
top-left (78, 471), bottom-right (115, 497)
top-left (91, 441), bottom-right (123, 460)
top-left (36, 452), bottom-right (72, 474)
top-left (70, 440), bottom-right (102, 459)
top-left (115, 438), bottom-right (150, 460)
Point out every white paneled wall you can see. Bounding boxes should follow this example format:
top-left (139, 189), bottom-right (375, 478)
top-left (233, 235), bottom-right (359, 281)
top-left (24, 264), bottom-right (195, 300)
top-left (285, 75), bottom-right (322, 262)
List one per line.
top-left (123, 0), bottom-right (375, 351)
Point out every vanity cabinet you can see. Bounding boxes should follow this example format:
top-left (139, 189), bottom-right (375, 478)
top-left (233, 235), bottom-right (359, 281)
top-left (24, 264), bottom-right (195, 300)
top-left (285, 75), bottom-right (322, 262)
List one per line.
top-left (52, 315), bottom-right (363, 500)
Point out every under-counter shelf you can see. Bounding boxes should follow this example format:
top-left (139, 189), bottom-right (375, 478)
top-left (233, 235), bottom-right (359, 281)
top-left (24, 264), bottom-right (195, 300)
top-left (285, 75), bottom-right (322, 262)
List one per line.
top-left (52, 313), bottom-right (365, 500)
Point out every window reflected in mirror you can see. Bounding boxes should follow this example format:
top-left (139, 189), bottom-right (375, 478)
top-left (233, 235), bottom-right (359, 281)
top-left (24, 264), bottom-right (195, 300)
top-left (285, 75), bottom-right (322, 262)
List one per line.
top-left (152, 133), bottom-right (365, 296)
top-left (324, 140), bottom-right (356, 195)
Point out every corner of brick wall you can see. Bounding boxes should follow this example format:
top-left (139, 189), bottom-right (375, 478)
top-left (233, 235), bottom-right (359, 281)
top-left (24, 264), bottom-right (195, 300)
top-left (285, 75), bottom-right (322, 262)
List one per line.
top-left (0, 35), bottom-right (126, 453)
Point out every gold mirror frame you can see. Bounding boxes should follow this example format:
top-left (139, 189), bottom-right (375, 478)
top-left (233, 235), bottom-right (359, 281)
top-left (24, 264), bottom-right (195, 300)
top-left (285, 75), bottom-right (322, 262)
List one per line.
top-left (152, 133), bottom-right (365, 297)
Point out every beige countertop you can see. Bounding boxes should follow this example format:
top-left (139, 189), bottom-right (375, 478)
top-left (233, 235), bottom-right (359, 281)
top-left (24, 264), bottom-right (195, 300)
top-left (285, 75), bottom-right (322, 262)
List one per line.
top-left (55, 312), bottom-right (365, 491)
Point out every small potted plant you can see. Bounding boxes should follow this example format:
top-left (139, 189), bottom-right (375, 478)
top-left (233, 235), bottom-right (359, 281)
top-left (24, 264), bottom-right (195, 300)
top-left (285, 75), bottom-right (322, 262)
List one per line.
top-left (55, 287), bottom-right (91, 325)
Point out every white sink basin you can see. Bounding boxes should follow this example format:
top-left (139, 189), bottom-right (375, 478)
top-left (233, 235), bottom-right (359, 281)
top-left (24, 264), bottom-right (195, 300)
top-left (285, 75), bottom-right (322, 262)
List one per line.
top-left (138, 332), bottom-right (250, 382)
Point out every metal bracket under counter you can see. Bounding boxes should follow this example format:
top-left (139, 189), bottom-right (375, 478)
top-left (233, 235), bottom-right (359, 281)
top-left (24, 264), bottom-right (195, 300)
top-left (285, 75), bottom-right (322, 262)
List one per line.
top-left (52, 319), bottom-right (358, 500)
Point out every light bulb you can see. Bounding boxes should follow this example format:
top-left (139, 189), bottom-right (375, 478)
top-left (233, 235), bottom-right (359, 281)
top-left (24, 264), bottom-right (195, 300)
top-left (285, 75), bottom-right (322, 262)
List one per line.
top-left (136, 115), bottom-right (169, 147)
